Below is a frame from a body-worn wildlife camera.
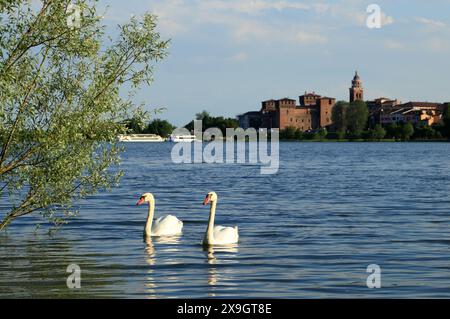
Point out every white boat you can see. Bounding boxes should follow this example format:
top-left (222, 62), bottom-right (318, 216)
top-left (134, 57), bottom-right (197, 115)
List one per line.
top-left (168, 134), bottom-right (198, 142)
top-left (118, 134), bottom-right (165, 142)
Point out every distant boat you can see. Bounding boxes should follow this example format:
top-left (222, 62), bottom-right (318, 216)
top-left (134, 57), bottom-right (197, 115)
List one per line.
top-left (118, 134), bottom-right (165, 142)
top-left (168, 134), bottom-right (198, 142)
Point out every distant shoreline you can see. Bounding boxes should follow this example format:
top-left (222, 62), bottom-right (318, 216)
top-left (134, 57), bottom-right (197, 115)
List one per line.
top-left (278, 138), bottom-right (449, 143)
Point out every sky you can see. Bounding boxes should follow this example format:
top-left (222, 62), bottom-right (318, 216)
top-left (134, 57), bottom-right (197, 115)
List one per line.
top-left (99, 0), bottom-right (450, 127)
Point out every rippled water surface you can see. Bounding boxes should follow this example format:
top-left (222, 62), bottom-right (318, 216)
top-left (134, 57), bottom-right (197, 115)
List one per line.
top-left (1, 142), bottom-right (450, 298)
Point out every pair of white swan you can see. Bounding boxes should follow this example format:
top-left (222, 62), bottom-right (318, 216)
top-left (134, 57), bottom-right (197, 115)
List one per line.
top-left (136, 191), bottom-right (239, 246)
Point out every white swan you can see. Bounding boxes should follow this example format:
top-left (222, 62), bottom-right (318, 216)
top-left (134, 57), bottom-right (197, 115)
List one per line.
top-left (202, 191), bottom-right (239, 246)
top-left (137, 193), bottom-right (183, 237)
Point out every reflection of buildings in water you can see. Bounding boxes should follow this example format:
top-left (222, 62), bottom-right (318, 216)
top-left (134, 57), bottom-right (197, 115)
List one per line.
top-left (143, 236), bottom-right (182, 298)
top-left (204, 245), bottom-right (239, 297)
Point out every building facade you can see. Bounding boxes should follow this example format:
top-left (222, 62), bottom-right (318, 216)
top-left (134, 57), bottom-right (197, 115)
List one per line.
top-left (377, 102), bottom-right (444, 126)
top-left (237, 94), bottom-right (335, 132)
top-left (255, 94), bottom-right (335, 131)
top-left (237, 71), bottom-right (448, 132)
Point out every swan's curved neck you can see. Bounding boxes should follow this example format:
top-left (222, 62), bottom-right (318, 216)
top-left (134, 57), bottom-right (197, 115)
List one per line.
top-left (204, 200), bottom-right (217, 244)
top-left (144, 200), bottom-right (155, 237)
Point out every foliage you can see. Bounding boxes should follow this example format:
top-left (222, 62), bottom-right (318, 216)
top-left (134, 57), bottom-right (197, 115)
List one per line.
top-left (145, 119), bottom-right (175, 138)
top-left (331, 101), bottom-right (348, 134)
top-left (372, 124), bottom-right (386, 140)
top-left (401, 123), bottom-right (414, 140)
top-left (346, 101), bottom-right (368, 138)
top-left (185, 110), bottom-right (238, 135)
top-left (385, 123), bottom-right (401, 140)
top-left (384, 122), bottom-right (415, 141)
top-left (315, 128), bottom-right (327, 140)
top-left (280, 126), bottom-right (302, 140)
top-left (195, 110), bottom-right (210, 121)
top-left (0, 0), bottom-right (168, 230)
top-left (443, 103), bottom-right (450, 139)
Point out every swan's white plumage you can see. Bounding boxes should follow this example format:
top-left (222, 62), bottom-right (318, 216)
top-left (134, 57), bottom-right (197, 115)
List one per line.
top-left (138, 193), bottom-right (183, 237)
top-left (152, 215), bottom-right (183, 236)
top-left (203, 191), bottom-right (239, 246)
top-left (210, 226), bottom-right (239, 245)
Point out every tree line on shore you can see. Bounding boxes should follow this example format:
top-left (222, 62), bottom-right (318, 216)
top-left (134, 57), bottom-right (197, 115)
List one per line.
top-left (124, 118), bottom-right (176, 138)
top-left (125, 110), bottom-right (239, 137)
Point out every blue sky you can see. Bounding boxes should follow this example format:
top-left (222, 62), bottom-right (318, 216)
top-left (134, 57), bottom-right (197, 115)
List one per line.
top-left (100, 0), bottom-right (450, 126)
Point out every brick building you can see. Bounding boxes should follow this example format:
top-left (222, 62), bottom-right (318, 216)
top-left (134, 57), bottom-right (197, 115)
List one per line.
top-left (237, 71), bottom-right (448, 131)
top-left (237, 93), bottom-right (336, 131)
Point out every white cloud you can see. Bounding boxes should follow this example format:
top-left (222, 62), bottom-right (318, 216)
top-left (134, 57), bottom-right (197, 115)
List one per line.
top-left (231, 19), bottom-right (327, 45)
top-left (150, 0), bottom-right (192, 36)
top-left (415, 17), bottom-right (447, 28)
top-left (142, 0), bottom-right (328, 45)
top-left (327, 3), bottom-right (394, 27)
top-left (203, 0), bottom-right (310, 13)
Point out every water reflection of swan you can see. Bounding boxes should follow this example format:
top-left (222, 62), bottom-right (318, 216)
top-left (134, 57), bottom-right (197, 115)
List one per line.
top-left (144, 238), bottom-right (157, 298)
top-left (204, 245), bottom-right (239, 297)
top-left (152, 235), bottom-right (181, 245)
top-left (206, 246), bottom-right (218, 293)
top-left (143, 236), bottom-right (183, 298)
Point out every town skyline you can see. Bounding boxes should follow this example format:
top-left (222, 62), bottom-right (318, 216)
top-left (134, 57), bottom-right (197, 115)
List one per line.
top-left (99, 0), bottom-right (450, 126)
top-left (237, 71), bottom-right (448, 134)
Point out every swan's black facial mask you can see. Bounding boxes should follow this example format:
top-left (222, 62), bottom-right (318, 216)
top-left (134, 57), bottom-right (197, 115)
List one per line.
top-left (203, 195), bottom-right (211, 205)
top-left (136, 196), bottom-right (145, 206)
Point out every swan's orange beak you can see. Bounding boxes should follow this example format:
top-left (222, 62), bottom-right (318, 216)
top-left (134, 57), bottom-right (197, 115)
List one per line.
top-left (203, 195), bottom-right (210, 205)
top-left (136, 197), bottom-right (145, 206)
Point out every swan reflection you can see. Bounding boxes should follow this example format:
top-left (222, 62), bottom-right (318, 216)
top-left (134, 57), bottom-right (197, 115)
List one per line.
top-left (204, 244), bottom-right (239, 297)
top-left (152, 235), bottom-right (181, 245)
top-left (144, 238), bottom-right (157, 298)
top-left (143, 236), bottom-right (183, 298)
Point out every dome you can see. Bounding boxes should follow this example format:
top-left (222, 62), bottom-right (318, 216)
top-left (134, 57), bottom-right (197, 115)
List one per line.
top-left (351, 71), bottom-right (362, 87)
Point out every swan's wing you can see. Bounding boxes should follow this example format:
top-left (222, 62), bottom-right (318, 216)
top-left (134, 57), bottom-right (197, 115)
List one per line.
top-left (153, 215), bottom-right (183, 235)
top-left (213, 225), bottom-right (239, 244)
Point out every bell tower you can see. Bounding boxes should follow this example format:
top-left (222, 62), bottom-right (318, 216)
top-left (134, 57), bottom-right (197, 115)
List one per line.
top-left (349, 71), bottom-right (364, 103)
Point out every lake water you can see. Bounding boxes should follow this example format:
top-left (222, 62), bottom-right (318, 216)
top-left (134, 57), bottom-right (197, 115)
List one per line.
top-left (1, 142), bottom-right (450, 298)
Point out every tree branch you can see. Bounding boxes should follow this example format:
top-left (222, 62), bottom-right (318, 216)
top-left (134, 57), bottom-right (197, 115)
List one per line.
top-left (0, 47), bottom-right (49, 167)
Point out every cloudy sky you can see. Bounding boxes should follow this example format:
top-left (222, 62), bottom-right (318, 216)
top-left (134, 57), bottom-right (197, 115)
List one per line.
top-left (100, 0), bottom-right (450, 126)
